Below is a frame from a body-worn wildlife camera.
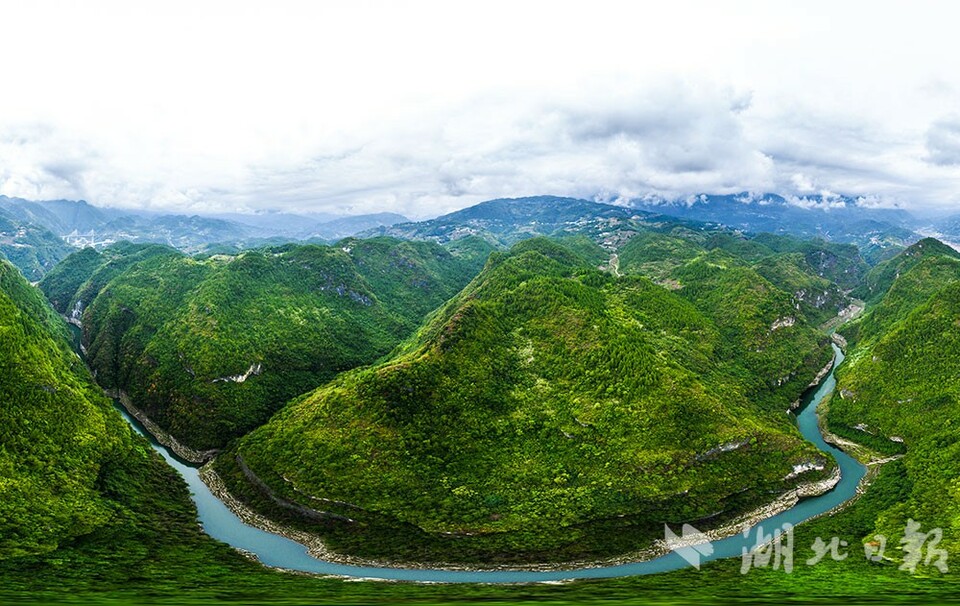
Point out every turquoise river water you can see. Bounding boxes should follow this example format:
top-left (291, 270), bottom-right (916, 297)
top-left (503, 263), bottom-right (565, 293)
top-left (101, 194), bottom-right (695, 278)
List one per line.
top-left (115, 343), bottom-right (863, 582)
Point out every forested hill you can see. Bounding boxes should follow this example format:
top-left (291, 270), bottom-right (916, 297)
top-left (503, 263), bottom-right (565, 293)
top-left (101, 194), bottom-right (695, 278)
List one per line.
top-left (40, 237), bottom-right (493, 450)
top-left (0, 256), bottom-right (368, 602)
top-left (617, 230), bottom-right (867, 328)
top-left (39, 241), bottom-right (181, 316)
top-left (0, 258), bottom-right (202, 560)
top-left (829, 238), bottom-right (960, 557)
top-left (0, 212), bottom-right (75, 281)
top-left (360, 195), bottom-right (729, 246)
top-left (851, 237), bottom-right (960, 308)
top-left (225, 237), bottom-right (834, 563)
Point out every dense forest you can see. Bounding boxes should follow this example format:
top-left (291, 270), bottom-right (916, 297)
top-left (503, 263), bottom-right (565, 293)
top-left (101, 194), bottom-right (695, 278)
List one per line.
top-left (226, 237), bottom-right (834, 562)
top-left (40, 237), bottom-right (492, 449)
top-left (827, 238), bottom-right (960, 557)
top-left (0, 257), bottom-right (289, 595)
top-left (1, 211), bottom-right (958, 603)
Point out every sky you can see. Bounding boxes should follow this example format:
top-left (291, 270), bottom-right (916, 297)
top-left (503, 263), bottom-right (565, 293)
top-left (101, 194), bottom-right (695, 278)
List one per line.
top-left (2, 0), bottom-right (960, 218)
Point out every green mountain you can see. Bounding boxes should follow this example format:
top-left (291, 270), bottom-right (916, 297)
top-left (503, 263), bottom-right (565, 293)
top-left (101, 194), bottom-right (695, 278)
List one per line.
top-left (828, 238), bottom-right (960, 558)
top-left (748, 233), bottom-right (869, 291)
top-left (2, 254), bottom-right (395, 603)
top-left (0, 258), bottom-right (214, 562)
top-left (852, 237), bottom-right (960, 305)
top-left (42, 237), bottom-right (488, 451)
top-left (39, 241), bottom-right (180, 317)
top-left (630, 193), bottom-right (918, 264)
top-left (5, 225), bottom-right (960, 603)
top-left (360, 196), bottom-right (868, 325)
top-left (0, 213), bottom-right (75, 281)
top-left (222, 238), bottom-right (833, 563)
top-left (617, 231), bottom-right (863, 327)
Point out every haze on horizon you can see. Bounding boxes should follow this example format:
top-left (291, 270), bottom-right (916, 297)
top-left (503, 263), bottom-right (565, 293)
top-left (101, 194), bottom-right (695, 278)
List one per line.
top-left (2, 0), bottom-right (960, 219)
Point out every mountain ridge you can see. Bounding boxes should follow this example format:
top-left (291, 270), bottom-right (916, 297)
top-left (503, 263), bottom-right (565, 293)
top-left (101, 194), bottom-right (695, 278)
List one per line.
top-left (221, 236), bottom-right (834, 563)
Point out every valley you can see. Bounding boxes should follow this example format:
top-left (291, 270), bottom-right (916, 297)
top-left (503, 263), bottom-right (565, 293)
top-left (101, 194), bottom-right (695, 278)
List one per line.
top-left (113, 339), bottom-right (867, 582)
top-left (1, 195), bottom-right (958, 604)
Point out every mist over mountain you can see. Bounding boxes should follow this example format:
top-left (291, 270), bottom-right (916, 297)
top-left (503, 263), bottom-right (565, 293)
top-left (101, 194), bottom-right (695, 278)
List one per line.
top-left (629, 193), bottom-right (920, 263)
top-left (1, 192), bottom-right (931, 282)
top-left (0, 196), bottom-right (413, 278)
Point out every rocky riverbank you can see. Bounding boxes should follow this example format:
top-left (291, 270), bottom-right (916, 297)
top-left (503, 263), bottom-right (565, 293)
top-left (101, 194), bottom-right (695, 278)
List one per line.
top-left (108, 388), bottom-right (219, 464)
top-left (197, 462), bottom-right (844, 575)
top-left (789, 356), bottom-right (835, 411)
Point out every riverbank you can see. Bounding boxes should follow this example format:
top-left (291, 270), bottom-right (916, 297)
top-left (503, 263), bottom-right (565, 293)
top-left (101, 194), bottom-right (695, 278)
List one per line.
top-left (191, 345), bottom-right (849, 575)
top-left (108, 388), bottom-right (219, 464)
top-left (790, 355), bottom-right (835, 411)
top-left (820, 421), bottom-right (903, 502)
top-left (107, 332), bottom-right (877, 580)
top-left (200, 462), bottom-right (842, 575)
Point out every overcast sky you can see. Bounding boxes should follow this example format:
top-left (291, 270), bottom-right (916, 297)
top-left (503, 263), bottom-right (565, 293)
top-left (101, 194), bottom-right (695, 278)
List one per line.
top-left (2, 1), bottom-right (960, 217)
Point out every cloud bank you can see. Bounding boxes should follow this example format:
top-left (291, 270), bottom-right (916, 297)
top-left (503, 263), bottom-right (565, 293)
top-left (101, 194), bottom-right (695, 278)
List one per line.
top-left (2, 1), bottom-right (960, 217)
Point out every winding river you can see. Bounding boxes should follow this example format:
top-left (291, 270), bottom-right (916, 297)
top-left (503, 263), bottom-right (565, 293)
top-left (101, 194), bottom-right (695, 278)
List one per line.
top-left (113, 343), bottom-right (864, 583)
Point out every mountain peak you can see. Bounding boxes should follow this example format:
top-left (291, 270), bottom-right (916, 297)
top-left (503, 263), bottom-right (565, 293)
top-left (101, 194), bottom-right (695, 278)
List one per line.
top-left (902, 237), bottom-right (960, 259)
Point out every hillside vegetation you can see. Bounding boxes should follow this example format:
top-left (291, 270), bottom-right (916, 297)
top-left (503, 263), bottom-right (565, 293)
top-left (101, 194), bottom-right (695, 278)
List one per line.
top-left (828, 239), bottom-right (960, 558)
top-left (40, 242), bottom-right (180, 316)
top-left (618, 231), bottom-right (864, 328)
top-left (0, 214), bottom-right (75, 281)
top-left (40, 238), bottom-right (488, 449)
top-left (3, 219), bottom-right (959, 603)
top-left (224, 238), bottom-right (834, 563)
top-left (0, 258), bottom-right (253, 570)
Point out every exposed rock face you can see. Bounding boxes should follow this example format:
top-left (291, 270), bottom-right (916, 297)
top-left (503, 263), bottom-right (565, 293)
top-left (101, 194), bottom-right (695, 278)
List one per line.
top-left (771, 316), bottom-right (796, 331)
top-left (212, 362), bottom-right (263, 384)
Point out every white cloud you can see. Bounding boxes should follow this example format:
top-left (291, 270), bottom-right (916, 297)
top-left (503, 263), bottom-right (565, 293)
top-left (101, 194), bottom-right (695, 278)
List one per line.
top-left (1, 0), bottom-right (960, 215)
top-left (925, 116), bottom-right (960, 166)
top-left (790, 174), bottom-right (817, 194)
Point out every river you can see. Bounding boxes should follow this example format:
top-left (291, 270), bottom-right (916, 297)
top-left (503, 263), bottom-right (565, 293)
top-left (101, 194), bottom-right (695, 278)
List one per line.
top-left (110, 342), bottom-right (865, 582)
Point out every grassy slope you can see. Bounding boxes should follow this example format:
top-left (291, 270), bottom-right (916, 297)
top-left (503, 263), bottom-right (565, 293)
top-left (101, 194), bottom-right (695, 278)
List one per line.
top-left (44, 238), bottom-right (485, 449)
top-left (225, 238), bottom-right (832, 563)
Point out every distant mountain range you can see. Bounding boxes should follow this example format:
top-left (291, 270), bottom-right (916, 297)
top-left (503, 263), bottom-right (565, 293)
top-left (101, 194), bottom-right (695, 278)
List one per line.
top-left (364, 193), bottom-right (924, 265)
top-left (628, 193), bottom-right (919, 263)
top-left (0, 191), bottom-right (943, 280)
top-left (361, 196), bottom-right (645, 244)
top-left (0, 195), bottom-right (410, 277)
top-left (630, 192), bottom-right (913, 232)
top-left (0, 196), bottom-right (131, 233)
